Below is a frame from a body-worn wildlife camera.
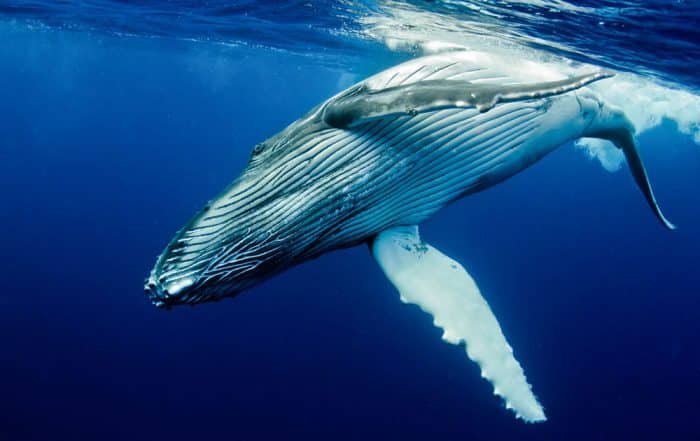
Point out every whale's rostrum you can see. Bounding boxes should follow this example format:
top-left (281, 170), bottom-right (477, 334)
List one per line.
top-left (145, 51), bottom-right (673, 422)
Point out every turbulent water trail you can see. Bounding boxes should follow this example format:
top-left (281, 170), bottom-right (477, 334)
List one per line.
top-left (2, 0), bottom-right (699, 169)
top-left (359, 2), bottom-right (700, 171)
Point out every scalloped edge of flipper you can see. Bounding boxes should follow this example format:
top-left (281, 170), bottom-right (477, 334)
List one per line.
top-left (372, 225), bottom-right (546, 423)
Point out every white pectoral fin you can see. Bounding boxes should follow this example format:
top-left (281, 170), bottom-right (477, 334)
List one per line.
top-left (372, 226), bottom-right (545, 423)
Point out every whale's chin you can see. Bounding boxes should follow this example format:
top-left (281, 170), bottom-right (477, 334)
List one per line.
top-left (144, 274), bottom-right (244, 308)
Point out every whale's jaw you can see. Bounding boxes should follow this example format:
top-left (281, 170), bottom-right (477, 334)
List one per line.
top-left (143, 124), bottom-right (379, 307)
top-left (143, 183), bottom-right (302, 308)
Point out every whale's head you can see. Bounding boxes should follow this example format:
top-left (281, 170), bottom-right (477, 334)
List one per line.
top-left (144, 199), bottom-right (295, 308)
top-left (144, 119), bottom-right (380, 308)
top-left (144, 164), bottom-right (310, 308)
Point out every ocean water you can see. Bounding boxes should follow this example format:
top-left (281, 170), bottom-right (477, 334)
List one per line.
top-left (1, 1), bottom-right (699, 440)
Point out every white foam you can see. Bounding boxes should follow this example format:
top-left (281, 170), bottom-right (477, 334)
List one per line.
top-left (359, 1), bottom-right (700, 172)
top-left (581, 76), bottom-right (700, 171)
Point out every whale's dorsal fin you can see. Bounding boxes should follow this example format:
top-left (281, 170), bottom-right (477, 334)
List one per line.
top-left (324, 71), bottom-right (613, 129)
top-left (372, 225), bottom-right (546, 423)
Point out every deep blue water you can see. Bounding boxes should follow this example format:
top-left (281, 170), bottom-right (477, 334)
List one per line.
top-left (1, 2), bottom-right (699, 440)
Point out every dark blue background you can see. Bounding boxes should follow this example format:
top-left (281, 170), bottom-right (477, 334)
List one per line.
top-left (1, 23), bottom-right (699, 440)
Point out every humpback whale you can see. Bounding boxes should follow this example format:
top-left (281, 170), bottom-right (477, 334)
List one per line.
top-left (145, 51), bottom-right (673, 422)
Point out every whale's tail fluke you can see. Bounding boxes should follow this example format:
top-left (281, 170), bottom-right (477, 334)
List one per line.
top-left (582, 100), bottom-right (676, 230)
top-left (614, 129), bottom-right (676, 230)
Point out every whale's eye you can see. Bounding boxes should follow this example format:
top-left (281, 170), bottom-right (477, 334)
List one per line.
top-left (252, 143), bottom-right (266, 156)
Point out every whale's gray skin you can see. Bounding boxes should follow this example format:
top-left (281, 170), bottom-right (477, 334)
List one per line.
top-left (145, 52), bottom-right (671, 307)
top-left (144, 51), bottom-right (673, 422)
